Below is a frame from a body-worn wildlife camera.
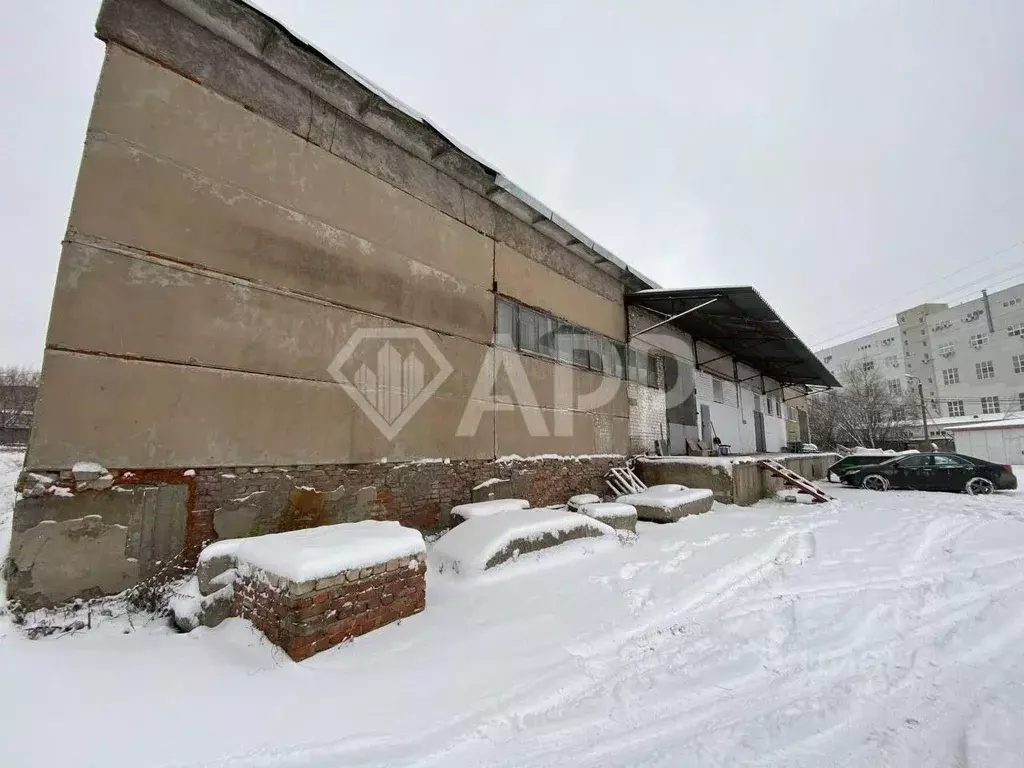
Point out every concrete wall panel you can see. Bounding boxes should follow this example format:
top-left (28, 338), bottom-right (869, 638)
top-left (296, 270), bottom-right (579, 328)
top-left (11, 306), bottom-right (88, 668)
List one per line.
top-left (491, 349), bottom-right (628, 417)
top-left (69, 136), bottom-right (494, 344)
top-left (47, 242), bottom-right (491, 400)
top-left (90, 46), bottom-right (492, 290)
top-left (26, 351), bottom-right (494, 470)
top-left (494, 407), bottom-right (628, 458)
top-left (495, 244), bottom-right (625, 341)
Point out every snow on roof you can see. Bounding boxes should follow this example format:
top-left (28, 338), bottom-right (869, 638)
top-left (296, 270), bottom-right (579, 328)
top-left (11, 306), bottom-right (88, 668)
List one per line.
top-left (617, 486), bottom-right (714, 510)
top-left (200, 521), bottom-right (425, 583)
top-left (432, 508), bottom-right (613, 574)
top-left (945, 416), bottom-right (1024, 433)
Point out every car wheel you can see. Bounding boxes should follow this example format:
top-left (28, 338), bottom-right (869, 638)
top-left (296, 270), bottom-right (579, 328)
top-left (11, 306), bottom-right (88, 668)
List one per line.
top-left (861, 474), bottom-right (889, 492)
top-left (965, 476), bottom-right (994, 496)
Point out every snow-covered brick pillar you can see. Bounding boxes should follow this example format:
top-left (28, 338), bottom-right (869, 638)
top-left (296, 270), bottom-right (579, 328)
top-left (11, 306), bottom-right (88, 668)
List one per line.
top-left (201, 521), bottom-right (427, 661)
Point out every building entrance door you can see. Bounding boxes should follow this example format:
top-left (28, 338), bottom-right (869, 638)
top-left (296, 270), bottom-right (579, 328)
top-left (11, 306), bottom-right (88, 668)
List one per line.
top-left (754, 411), bottom-right (766, 453)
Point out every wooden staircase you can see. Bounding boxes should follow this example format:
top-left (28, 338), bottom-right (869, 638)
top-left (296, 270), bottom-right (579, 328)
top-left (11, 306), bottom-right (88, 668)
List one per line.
top-left (757, 459), bottom-right (834, 503)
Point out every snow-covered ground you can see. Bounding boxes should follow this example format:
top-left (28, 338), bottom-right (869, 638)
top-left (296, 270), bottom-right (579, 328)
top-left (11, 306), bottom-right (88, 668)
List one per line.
top-left (2, 451), bottom-right (1024, 767)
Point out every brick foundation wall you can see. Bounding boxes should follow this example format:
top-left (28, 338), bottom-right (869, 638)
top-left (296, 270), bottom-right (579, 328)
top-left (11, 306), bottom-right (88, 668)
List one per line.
top-left (233, 553), bottom-right (427, 661)
top-left (193, 455), bottom-right (624, 536)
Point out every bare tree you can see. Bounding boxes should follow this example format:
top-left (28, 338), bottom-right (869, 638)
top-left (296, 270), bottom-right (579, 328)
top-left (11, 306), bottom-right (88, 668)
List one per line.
top-left (0, 367), bottom-right (40, 429)
top-left (807, 362), bottom-right (917, 449)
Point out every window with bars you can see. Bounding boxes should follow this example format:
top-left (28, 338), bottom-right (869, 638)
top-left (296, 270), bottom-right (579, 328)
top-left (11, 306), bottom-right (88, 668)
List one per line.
top-left (1014, 354), bottom-right (1024, 375)
top-left (1008, 323), bottom-right (1024, 338)
top-left (1020, 392), bottom-right (1024, 411)
top-left (981, 396), bottom-right (1000, 414)
top-left (938, 341), bottom-right (955, 356)
top-left (976, 360), bottom-right (995, 380)
top-left (941, 368), bottom-right (959, 385)
top-left (946, 400), bottom-right (964, 417)
top-left (969, 333), bottom-right (989, 349)
top-left (887, 379), bottom-right (902, 395)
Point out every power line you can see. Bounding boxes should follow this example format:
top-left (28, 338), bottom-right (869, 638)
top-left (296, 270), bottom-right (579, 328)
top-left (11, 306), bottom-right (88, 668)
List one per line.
top-left (811, 263), bottom-right (1024, 350)
top-left (808, 237), bottom-right (1024, 344)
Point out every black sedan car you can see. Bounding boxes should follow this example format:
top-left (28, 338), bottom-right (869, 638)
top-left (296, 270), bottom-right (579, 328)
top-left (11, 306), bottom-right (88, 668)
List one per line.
top-left (840, 452), bottom-right (1017, 495)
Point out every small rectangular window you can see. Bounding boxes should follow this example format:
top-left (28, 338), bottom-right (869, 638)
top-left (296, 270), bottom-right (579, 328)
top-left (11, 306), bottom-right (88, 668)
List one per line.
top-left (556, 323), bottom-right (574, 363)
top-left (712, 378), bottom-right (724, 403)
top-left (1014, 354), bottom-right (1024, 375)
top-left (495, 299), bottom-right (517, 349)
top-left (981, 395), bottom-right (1000, 414)
top-left (518, 307), bottom-right (540, 354)
top-left (941, 368), bottom-right (959, 385)
top-left (969, 333), bottom-right (989, 349)
top-left (1007, 323), bottom-right (1024, 338)
top-left (976, 360), bottom-right (995, 380)
top-left (946, 400), bottom-right (964, 417)
top-left (608, 341), bottom-right (625, 379)
top-left (572, 328), bottom-right (590, 370)
top-left (537, 314), bottom-right (556, 358)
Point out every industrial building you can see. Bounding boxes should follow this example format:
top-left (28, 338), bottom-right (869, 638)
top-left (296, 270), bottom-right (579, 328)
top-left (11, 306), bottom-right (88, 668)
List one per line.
top-left (8, 0), bottom-right (833, 609)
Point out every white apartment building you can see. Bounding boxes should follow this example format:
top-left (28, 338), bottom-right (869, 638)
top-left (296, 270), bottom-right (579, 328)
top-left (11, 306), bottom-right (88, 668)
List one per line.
top-left (817, 283), bottom-right (1024, 433)
top-left (817, 326), bottom-right (907, 397)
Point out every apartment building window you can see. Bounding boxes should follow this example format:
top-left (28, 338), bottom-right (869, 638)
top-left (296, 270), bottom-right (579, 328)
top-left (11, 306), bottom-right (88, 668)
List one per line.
top-left (712, 378), bottom-right (724, 403)
top-left (941, 368), bottom-right (959, 385)
top-left (969, 333), bottom-right (989, 349)
top-left (1008, 323), bottom-right (1024, 338)
top-left (887, 379), bottom-right (902, 395)
top-left (976, 360), bottom-right (995, 380)
top-left (883, 355), bottom-right (899, 367)
top-left (892, 407), bottom-right (905, 421)
top-left (946, 400), bottom-right (964, 417)
top-left (862, 360), bottom-right (875, 372)
top-left (981, 396), bottom-right (1001, 414)
top-left (1003, 297), bottom-right (1021, 308)
top-left (1020, 392), bottom-right (1024, 411)
top-left (1015, 354), bottom-right (1024, 374)
top-left (937, 341), bottom-right (955, 356)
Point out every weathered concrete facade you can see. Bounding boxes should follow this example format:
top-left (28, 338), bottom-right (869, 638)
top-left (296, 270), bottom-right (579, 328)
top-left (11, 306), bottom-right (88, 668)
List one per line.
top-left (9, 0), bottom-right (822, 610)
top-left (10, 0), bottom-right (644, 609)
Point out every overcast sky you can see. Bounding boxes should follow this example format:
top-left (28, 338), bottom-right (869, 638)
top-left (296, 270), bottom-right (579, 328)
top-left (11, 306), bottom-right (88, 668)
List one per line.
top-left (2, 0), bottom-right (1023, 368)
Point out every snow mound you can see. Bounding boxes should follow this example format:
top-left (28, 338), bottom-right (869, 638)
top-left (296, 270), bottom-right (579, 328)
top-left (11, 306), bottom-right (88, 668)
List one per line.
top-left (450, 498), bottom-right (530, 522)
top-left (200, 521), bottom-right (425, 583)
top-left (617, 485), bottom-right (714, 510)
top-left (567, 493), bottom-right (601, 510)
top-left (433, 508), bottom-right (615, 574)
top-left (580, 502), bottom-right (637, 519)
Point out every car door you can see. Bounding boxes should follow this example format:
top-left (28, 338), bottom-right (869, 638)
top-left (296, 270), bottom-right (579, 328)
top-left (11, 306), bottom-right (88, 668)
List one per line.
top-left (891, 454), bottom-right (934, 490)
top-left (930, 454), bottom-right (974, 491)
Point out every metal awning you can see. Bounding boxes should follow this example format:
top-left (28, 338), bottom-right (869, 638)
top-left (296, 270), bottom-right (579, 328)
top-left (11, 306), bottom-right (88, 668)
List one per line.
top-left (626, 286), bottom-right (841, 389)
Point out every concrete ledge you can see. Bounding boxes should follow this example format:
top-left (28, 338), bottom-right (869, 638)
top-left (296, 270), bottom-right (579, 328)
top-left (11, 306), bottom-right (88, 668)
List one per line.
top-left (434, 508), bottom-right (614, 574)
top-left (617, 486), bottom-right (714, 523)
top-left (579, 502), bottom-right (637, 533)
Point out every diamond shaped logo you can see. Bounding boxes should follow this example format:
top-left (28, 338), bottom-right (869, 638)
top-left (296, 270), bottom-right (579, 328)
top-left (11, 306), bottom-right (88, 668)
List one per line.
top-left (327, 327), bottom-right (453, 441)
